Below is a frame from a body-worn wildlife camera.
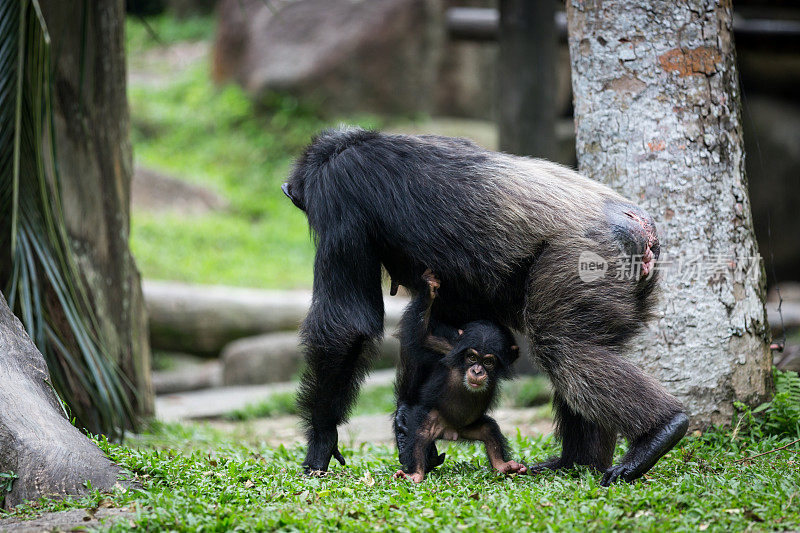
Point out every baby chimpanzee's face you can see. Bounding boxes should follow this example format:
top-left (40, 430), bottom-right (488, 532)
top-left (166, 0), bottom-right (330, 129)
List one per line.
top-left (444, 320), bottom-right (520, 393)
top-left (461, 348), bottom-right (496, 393)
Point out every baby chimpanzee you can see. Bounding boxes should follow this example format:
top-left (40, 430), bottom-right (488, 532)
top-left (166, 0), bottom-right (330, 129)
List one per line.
top-left (393, 271), bottom-right (526, 483)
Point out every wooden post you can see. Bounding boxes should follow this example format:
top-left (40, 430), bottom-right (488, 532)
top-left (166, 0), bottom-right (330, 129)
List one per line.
top-left (497, 0), bottom-right (557, 158)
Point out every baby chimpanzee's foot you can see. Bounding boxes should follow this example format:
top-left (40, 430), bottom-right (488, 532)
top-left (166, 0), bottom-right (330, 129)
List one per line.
top-left (421, 268), bottom-right (440, 299)
top-left (393, 470), bottom-right (425, 483)
top-left (494, 460), bottom-right (528, 475)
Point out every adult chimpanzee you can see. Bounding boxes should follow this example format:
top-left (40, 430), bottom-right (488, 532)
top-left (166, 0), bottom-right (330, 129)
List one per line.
top-left (284, 127), bottom-right (689, 486)
top-left (393, 269), bottom-right (524, 483)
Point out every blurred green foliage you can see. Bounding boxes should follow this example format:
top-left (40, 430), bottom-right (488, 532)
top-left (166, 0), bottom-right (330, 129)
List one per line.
top-left (126, 16), bottom-right (383, 288)
top-left (126, 15), bottom-right (214, 51)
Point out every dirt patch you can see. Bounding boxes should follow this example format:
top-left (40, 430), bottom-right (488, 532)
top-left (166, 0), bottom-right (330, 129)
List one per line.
top-left (0, 508), bottom-right (130, 533)
top-left (132, 166), bottom-right (229, 215)
top-left (209, 407), bottom-right (553, 448)
top-left (128, 41), bottom-right (209, 87)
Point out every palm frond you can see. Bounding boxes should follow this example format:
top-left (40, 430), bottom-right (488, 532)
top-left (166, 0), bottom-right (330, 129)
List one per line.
top-left (0, 0), bottom-right (135, 438)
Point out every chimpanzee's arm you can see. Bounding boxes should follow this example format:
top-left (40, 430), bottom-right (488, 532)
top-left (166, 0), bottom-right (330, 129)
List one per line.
top-left (396, 270), bottom-right (459, 405)
top-left (297, 231), bottom-right (384, 473)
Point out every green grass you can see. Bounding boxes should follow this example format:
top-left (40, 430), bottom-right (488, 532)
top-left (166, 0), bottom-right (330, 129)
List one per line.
top-left (224, 384), bottom-right (398, 422)
top-left (126, 15), bottom-right (386, 289)
top-left (3, 426), bottom-right (799, 532)
top-left (225, 391), bottom-right (299, 422)
top-left (3, 372), bottom-right (800, 531)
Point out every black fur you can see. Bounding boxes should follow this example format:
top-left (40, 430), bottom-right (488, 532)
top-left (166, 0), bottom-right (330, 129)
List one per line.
top-left (287, 127), bottom-right (688, 483)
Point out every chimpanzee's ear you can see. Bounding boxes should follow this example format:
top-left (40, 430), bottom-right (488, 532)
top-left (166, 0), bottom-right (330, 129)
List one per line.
top-left (424, 335), bottom-right (454, 355)
top-left (509, 345), bottom-right (520, 362)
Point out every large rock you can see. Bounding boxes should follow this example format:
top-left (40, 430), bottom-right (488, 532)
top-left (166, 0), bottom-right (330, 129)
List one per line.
top-left (211, 0), bottom-right (576, 120)
top-left (144, 280), bottom-right (408, 356)
top-left (212, 0), bottom-right (444, 116)
top-left (220, 329), bottom-right (538, 387)
top-left (152, 358), bottom-right (223, 394)
top-left (221, 332), bottom-right (303, 385)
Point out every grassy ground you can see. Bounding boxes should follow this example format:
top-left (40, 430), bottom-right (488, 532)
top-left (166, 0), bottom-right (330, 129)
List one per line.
top-left (1, 424), bottom-right (798, 532)
top-left (2, 372), bottom-right (799, 531)
top-left (126, 15), bottom-right (387, 289)
top-left (30, 14), bottom-right (787, 532)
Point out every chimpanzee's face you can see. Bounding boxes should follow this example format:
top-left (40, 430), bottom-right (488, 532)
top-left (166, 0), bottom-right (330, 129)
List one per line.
top-left (461, 348), bottom-right (496, 393)
top-left (445, 321), bottom-right (518, 393)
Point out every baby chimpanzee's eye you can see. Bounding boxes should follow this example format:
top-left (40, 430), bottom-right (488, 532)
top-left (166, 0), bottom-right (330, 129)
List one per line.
top-left (484, 355), bottom-right (495, 369)
top-left (467, 348), bottom-right (479, 365)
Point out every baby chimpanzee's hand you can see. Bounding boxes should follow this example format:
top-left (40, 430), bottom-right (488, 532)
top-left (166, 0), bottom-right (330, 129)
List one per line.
top-left (422, 269), bottom-right (440, 299)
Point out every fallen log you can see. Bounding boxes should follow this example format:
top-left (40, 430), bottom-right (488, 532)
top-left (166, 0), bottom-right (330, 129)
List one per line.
top-left (143, 281), bottom-right (408, 356)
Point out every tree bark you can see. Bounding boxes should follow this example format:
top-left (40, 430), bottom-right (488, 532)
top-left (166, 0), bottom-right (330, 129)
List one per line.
top-left (567, 0), bottom-right (771, 428)
top-left (0, 293), bottom-right (123, 510)
top-left (39, 0), bottom-right (153, 419)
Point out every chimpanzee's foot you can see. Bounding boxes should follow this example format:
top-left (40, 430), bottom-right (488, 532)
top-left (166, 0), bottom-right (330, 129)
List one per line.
top-left (393, 470), bottom-right (425, 483)
top-left (493, 460), bottom-right (528, 475)
top-left (601, 412), bottom-right (689, 486)
top-left (422, 269), bottom-right (439, 299)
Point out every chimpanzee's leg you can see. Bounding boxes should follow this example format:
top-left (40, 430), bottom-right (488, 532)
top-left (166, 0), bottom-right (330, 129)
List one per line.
top-left (460, 416), bottom-right (527, 475)
top-left (528, 391), bottom-right (616, 473)
top-left (298, 335), bottom-right (379, 472)
top-left (297, 235), bottom-right (384, 473)
top-left (393, 408), bottom-right (445, 483)
top-left (394, 404), bottom-right (445, 473)
top-left (524, 240), bottom-right (688, 485)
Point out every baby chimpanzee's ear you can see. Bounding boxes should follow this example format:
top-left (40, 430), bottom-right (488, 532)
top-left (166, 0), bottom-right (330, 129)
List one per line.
top-left (508, 345), bottom-right (520, 363)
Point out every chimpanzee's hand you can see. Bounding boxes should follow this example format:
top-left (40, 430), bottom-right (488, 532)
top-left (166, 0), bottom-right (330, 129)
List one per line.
top-left (302, 427), bottom-right (346, 474)
top-left (421, 269), bottom-right (440, 299)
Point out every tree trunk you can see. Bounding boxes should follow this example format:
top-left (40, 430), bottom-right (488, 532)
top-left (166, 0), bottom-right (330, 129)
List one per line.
top-left (0, 293), bottom-right (123, 510)
top-left (497, 0), bottom-right (558, 158)
top-left (566, 0), bottom-right (771, 428)
top-left (39, 0), bottom-right (153, 419)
